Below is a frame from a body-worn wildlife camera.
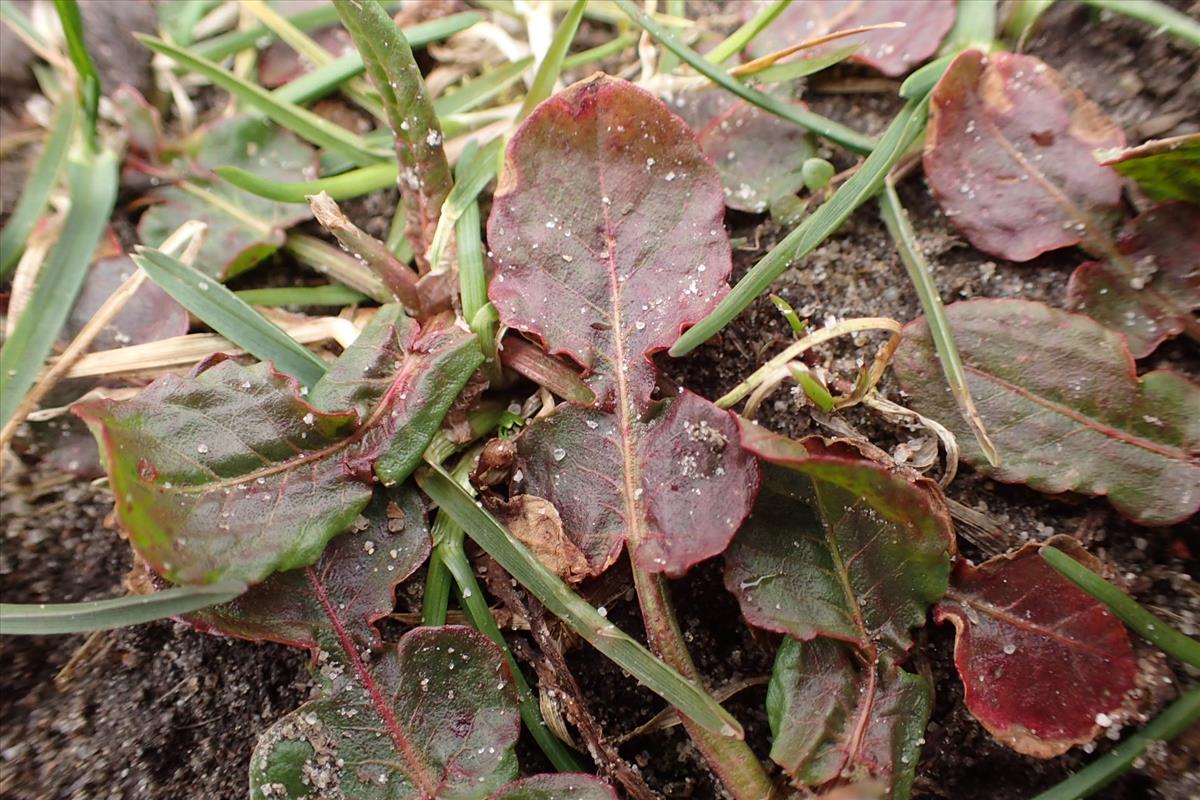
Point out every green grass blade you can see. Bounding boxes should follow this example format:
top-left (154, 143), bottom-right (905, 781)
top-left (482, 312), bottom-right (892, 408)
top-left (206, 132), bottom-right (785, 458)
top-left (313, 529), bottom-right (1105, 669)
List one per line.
top-left (192, 1), bottom-right (406, 61)
top-left (0, 148), bottom-right (118, 428)
top-left (941, 0), bottom-right (998, 53)
top-left (1041, 547), bottom-right (1200, 669)
top-left (1005, 0), bottom-right (1057, 43)
top-left (134, 248), bottom-right (327, 386)
top-left (426, 136), bottom-right (502, 271)
top-left (0, 100), bottom-right (75, 276)
top-left (900, 53), bottom-right (957, 99)
top-left (136, 34), bottom-right (387, 167)
top-left (217, 161), bottom-right (397, 203)
top-left (51, 0), bottom-right (99, 148)
top-left (750, 45), bottom-right (858, 84)
top-left (561, 31), bottom-right (639, 70)
top-left (1032, 687), bottom-right (1200, 800)
top-left (272, 50), bottom-right (366, 106)
top-left (234, 285), bottom-right (368, 307)
top-left (1082, 0), bottom-right (1200, 47)
top-left (454, 147), bottom-right (488, 324)
top-left (517, 0), bottom-right (586, 120)
top-left (880, 181), bottom-right (998, 466)
top-left (0, 579), bottom-right (246, 635)
top-left (0, 0), bottom-right (49, 50)
top-left (614, 0), bottom-right (875, 155)
top-left (671, 96), bottom-right (931, 357)
top-left (434, 56), bottom-right (533, 119)
top-left (415, 463), bottom-right (744, 739)
top-left (704, 0), bottom-right (790, 64)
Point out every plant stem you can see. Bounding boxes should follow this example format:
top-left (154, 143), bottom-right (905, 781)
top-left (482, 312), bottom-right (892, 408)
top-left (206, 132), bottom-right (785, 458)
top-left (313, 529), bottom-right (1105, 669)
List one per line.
top-left (880, 180), bottom-right (998, 466)
top-left (631, 563), bottom-right (773, 800)
top-left (1041, 546), bottom-right (1200, 669)
top-left (283, 232), bottom-right (391, 302)
top-left (1031, 687), bottom-right (1200, 800)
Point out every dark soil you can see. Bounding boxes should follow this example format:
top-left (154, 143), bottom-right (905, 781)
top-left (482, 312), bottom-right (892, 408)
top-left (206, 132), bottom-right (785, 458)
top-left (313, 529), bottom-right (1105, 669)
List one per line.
top-left (2, 2), bottom-right (1199, 800)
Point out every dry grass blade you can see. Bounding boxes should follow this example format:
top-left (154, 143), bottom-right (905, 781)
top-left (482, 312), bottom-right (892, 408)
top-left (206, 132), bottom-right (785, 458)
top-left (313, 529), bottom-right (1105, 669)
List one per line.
top-left (617, 676), bottom-right (770, 743)
top-left (729, 22), bottom-right (907, 77)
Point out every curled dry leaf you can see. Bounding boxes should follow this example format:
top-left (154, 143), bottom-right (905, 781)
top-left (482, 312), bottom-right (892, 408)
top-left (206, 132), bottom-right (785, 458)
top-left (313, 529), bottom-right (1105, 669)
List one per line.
top-left (487, 73), bottom-right (732, 412)
top-left (1067, 203), bottom-right (1200, 358)
top-left (726, 422), bottom-right (954, 656)
top-left (250, 625), bottom-right (521, 800)
top-left (187, 486), bottom-right (429, 654)
top-left (663, 86), bottom-right (813, 214)
top-left (493, 495), bottom-right (592, 584)
top-left (514, 391), bottom-right (758, 577)
top-left (1098, 133), bottom-right (1200, 204)
top-left (934, 537), bottom-right (1137, 758)
top-left (743, 0), bottom-right (956, 77)
top-left (768, 637), bottom-right (930, 799)
top-left (74, 305), bottom-right (481, 585)
top-left (924, 50), bottom-right (1126, 262)
top-left (894, 299), bottom-right (1200, 526)
top-left (137, 114), bottom-right (318, 280)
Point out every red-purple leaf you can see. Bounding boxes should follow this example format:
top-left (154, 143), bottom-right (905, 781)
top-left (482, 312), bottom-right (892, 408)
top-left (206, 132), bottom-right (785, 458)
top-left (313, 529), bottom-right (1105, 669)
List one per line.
top-left (73, 305), bottom-right (481, 585)
top-left (894, 299), bottom-right (1200, 526)
top-left (513, 390), bottom-right (758, 576)
top-left (138, 115), bottom-right (317, 279)
top-left (249, 625), bottom-right (521, 799)
top-left (743, 0), bottom-right (956, 77)
top-left (725, 424), bottom-right (954, 655)
top-left (187, 486), bottom-right (428, 654)
top-left (490, 774), bottom-right (618, 800)
top-left (924, 50), bottom-right (1126, 262)
top-left (665, 87), bottom-right (813, 214)
top-left (1067, 203), bottom-right (1200, 357)
top-left (487, 74), bottom-right (733, 412)
top-left (1098, 133), bottom-right (1200, 204)
top-left (934, 538), bottom-right (1137, 758)
top-left (767, 637), bottom-right (930, 798)
top-left (65, 255), bottom-right (188, 350)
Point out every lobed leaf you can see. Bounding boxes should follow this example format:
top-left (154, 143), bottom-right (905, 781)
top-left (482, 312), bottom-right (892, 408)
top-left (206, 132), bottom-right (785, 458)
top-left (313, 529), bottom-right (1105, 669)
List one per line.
top-left (249, 625), bottom-right (520, 800)
top-left (488, 74), bottom-right (733, 412)
top-left (923, 50), bottom-right (1126, 262)
top-left (893, 299), bottom-right (1200, 525)
top-left (187, 486), bottom-right (428, 653)
top-left (934, 538), bottom-right (1137, 757)
top-left (665, 87), bottom-right (813, 214)
top-left (138, 114), bottom-right (318, 279)
top-left (73, 306), bottom-right (481, 585)
top-left (725, 424), bottom-right (954, 656)
top-left (513, 390), bottom-right (759, 576)
top-left (767, 637), bottom-right (930, 798)
top-left (1097, 133), bottom-right (1200, 204)
top-left (1067, 203), bottom-right (1200, 357)
top-left (743, 0), bottom-right (957, 77)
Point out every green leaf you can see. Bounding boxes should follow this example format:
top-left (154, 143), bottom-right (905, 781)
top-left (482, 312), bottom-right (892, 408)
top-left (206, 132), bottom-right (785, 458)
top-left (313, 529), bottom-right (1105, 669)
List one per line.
top-left (235, 284), bottom-right (368, 307)
top-left (135, 33), bottom-right (388, 167)
top-left (434, 56), bottom-right (532, 118)
top-left (0, 99), bottom-right (76, 276)
top-left (72, 306), bottom-right (481, 585)
top-left (0, 579), bottom-right (245, 635)
top-left (249, 626), bottom-right (520, 800)
top-left (894, 299), bottom-right (1200, 526)
top-left (217, 161), bottom-right (397, 204)
top-left (138, 115), bottom-right (318, 279)
top-left (1097, 133), bottom-right (1200, 204)
top-left (767, 637), bottom-right (930, 799)
top-left (725, 424), bottom-right (954, 656)
top-left (52, 0), bottom-right (100, 147)
top-left (333, 0), bottom-right (452, 270)
top-left (134, 248), bottom-right (328, 387)
top-left (0, 148), bottom-right (118, 429)
top-left (425, 136), bottom-right (502, 274)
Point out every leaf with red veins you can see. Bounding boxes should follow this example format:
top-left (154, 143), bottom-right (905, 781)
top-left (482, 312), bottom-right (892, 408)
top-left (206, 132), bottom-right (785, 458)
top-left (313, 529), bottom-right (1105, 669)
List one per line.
top-left (767, 637), bottom-right (930, 798)
top-left (490, 774), bottom-right (618, 800)
top-left (664, 87), bottom-right (813, 214)
top-left (725, 423), bottom-right (954, 656)
top-left (73, 305), bottom-right (480, 585)
top-left (743, 0), bottom-right (956, 77)
top-left (187, 486), bottom-right (428, 654)
top-left (1067, 203), bottom-right (1200, 358)
top-left (894, 299), bottom-right (1200, 526)
top-left (249, 625), bottom-right (521, 800)
top-left (487, 74), bottom-right (733, 413)
top-left (924, 50), bottom-right (1126, 262)
top-left (513, 390), bottom-right (758, 577)
top-left (934, 537), bottom-right (1137, 758)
